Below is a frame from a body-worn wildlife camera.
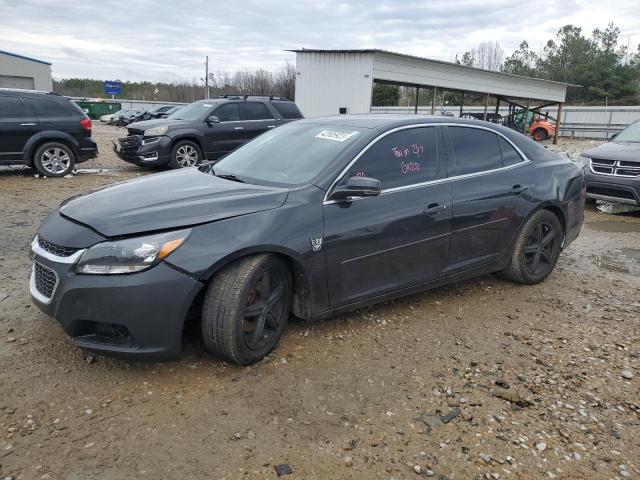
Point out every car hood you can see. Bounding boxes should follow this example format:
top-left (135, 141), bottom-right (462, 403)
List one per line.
top-left (582, 141), bottom-right (640, 163)
top-left (127, 118), bottom-right (191, 132)
top-left (59, 168), bottom-right (289, 237)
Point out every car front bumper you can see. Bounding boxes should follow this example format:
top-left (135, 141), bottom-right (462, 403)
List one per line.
top-left (29, 237), bottom-right (203, 361)
top-left (113, 135), bottom-right (171, 167)
top-left (584, 170), bottom-right (640, 205)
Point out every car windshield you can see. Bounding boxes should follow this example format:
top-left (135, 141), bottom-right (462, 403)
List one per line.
top-left (201, 122), bottom-right (363, 186)
top-left (615, 121), bottom-right (640, 142)
top-left (168, 102), bottom-right (216, 121)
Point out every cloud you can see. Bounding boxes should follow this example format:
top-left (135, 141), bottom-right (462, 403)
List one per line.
top-left (0, 0), bottom-right (638, 82)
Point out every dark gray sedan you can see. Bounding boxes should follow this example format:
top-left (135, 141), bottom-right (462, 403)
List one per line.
top-left (30, 115), bottom-right (584, 365)
top-left (582, 121), bottom-right (640, 205)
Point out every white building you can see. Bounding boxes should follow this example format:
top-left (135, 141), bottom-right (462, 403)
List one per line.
top-left (291, 49), bottom-right (568, 117)
top-left (0, 50), bottom-right (53, 91)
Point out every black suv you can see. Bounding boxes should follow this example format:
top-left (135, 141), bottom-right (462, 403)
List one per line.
top-left (0, 88), bottom-right (97, 177)
top-left (114, 96), bottom-right (303, 169)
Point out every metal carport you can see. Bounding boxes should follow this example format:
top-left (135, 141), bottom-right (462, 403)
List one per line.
top-left (290, 49), bottom-right (571, 144)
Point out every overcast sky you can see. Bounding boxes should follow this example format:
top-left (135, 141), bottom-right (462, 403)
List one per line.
top-left (1, 0), bottom-right (639, 82)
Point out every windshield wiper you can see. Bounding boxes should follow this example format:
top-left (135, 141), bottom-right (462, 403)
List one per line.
top-left (213, 170), bottom-right (246, 183)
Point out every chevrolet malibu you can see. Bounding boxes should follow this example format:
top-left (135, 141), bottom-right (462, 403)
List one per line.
top-left (29, 116), bottom-right (585, 365)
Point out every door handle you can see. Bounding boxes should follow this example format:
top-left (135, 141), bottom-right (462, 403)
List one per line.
top-left (20, 123), bottom-right (36, 126)
top-left (267, 125), bottom-right (276, 128)
top-left (234, 126), bottom-right (244, 130)
top-left (423, 203), bottom-right (446, 216)
top-left (511, 185), bottom-right (528, 195)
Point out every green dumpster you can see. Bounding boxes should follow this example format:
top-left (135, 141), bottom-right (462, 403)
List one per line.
top-left (73, 101), bottom-right (122, 120)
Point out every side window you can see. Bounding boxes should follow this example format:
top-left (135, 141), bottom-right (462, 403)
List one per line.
top-left (339, 127), bottom-right (438, 190)
top-left (448, 127), bottom-right (502, 175)
top-left (239, 102), bottom-right (273, 120)
top-left (499, 137), bottom-right (523, 166)
top-left (22, 98), bottom-right (70, 117)
top-left (0, 96), bottom-right (25, 117)
top-left (272, 102), bottom-right (303, 119)
top-left (213, 103), bottom-right (239, 122)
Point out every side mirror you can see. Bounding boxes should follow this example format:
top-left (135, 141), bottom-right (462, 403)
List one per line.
top-left (328, 176), bottom-right (381, 201)
top-left (206, 115), bottom-right (220, 124)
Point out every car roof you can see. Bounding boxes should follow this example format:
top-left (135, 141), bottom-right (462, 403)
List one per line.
top-left (296, 114), bottom-right (500, 129)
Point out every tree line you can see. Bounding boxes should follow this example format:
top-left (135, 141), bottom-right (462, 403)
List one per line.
top-left (53, 62), bottom-right (296, 103)
top-left (374, 23), bottom-right (639, 107)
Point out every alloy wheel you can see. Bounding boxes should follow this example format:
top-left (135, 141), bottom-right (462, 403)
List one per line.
top-left (175, 145), bottom-right (199, 167)
top-left (523, 221), bottom-right (557, 276)
top-left (40, 147), bottom-right (71, 175)
top-left (242, 270), bottom-right (287, 350)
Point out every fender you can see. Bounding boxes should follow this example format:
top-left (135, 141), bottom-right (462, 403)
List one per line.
top-left (167, 129), bottom-right (206, 150)
top-left (23, 130), bottom-right (81, 165)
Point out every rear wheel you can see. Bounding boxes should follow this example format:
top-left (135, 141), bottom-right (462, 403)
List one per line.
top-left (201, 254), bottom-right (291, 365)
top-left (33, 142), bottom-right (75, 177)
top-left (170, 140), bottom-right (202, 169)
top-left (532, 129), bottom-right (547, 141)
top-left (501, 209), bottom-right (563, 284)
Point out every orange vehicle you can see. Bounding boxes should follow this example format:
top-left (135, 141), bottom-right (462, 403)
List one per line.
top-left (507, 110), bottom-right (555, 141)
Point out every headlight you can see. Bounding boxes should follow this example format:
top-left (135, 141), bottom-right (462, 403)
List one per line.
top-left (144, 126), bottom-right (168, 137)
top-left (577, 155), bottom-right (591, 169)
top-left (76, 229), bottom-right (190, 274)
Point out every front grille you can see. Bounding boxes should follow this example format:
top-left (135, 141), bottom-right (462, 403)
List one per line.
top-left (38, 237), bottom-right (79, 257)
top-left (34, 262), bottom-right (57, 299)
top-left (118, 135), bottom-right (141, 151)
top-left (590, 158), bottom-right (640, 177)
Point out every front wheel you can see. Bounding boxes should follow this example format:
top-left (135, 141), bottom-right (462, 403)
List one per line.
top-left (201, 254), bottom-right (292, 365)
top-left (501, 210), bottom-right (563, 284)
top-left (532, 129), bottom-right (548, 141)
top-left (170, 140), bottom-right (202, 169)
top-left (33, 142), bottom-right (75, 177)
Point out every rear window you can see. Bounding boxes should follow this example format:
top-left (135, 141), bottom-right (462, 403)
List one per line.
top-left (23, 97), bottom-right (77, 117)
top-left (447, 126), bottom-right (502, 175)
top-left (0, 95), bottom-right (25, 117)
top-left (272, 102), bottom-right (303, 119)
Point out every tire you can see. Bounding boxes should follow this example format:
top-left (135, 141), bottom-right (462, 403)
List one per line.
top-left (33, 142), bottom-right (76, 177)
top-left (201, 254), bottom-right (292, 365)
top-left (501, 209), bottom-right (563, 285)
top-left (532, 129), bottom-right (547, 142)
top-left (170, 140), bottom-right (203, 169)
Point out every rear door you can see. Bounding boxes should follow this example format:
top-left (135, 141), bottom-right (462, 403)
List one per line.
top-left (22, 96), bottom-right (81, 139)
top-left (323, 125), bottom-right (452, 307)
top-left (0, 94), bottom-right (38, 162)
top-left (238, 102), bottom-right (276, 140)
top-left (443, 125), bottom-right (532, 273)
top-left (204, 102), bottom-right (245, 159)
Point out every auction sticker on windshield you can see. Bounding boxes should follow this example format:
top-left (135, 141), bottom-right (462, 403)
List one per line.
top-left (315, 130), bottom-right (358, 142)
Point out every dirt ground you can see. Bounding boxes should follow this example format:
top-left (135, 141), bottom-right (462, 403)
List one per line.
top-left (0, 124), bottom-right (639, 480)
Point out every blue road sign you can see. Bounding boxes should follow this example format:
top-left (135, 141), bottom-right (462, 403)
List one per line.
top-left (104, 81), bottom-right (122, 95)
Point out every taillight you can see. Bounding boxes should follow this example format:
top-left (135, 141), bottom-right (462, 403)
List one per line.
top-left (80, 118), bottom-right (92, 133)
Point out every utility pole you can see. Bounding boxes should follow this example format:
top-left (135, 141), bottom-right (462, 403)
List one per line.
top-left (205, 55), bottom-right (209, 99)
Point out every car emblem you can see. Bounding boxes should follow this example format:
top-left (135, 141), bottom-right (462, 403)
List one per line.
top-left (310, 237), bottom-right (323, 252)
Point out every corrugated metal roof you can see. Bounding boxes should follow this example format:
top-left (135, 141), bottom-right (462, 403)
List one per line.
top-left (0, 50), bottom-right (51, 66)
top-left (287, 48), bottom-right (578, 87)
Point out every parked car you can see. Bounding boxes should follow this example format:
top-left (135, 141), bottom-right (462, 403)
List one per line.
top-left (460, 112), bottom-right (502, 123)
top-left (100, 109), bottom-right (125, 123)
top-left (113, 95), bottom-right (303, 169)
top-left (115, 109), bottom-right (151, 127)
top-left (158, 105), bottom-right (183, 118)
top-left (147, 105), bottom-right (176, 119)
top-left (0, 88), bottom-right (97, 177)
top-left (30, 116), bottom-right (584, 364)
top-left (581, 120), bottom-right (640, 205)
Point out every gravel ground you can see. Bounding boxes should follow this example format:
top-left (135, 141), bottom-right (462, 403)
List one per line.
top-left (0, 125), bottom-right (639, 479)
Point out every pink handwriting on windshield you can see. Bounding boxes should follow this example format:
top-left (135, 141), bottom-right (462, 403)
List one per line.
top-left (392, 144), bottom-right (424, 158)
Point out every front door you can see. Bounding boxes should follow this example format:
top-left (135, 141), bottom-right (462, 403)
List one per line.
top-left (205, 102), bottom-right (246, 160)
top-left (443, 126), bottom-right (533, 273)
top-left (0, 94), bottom-right (38, 162)
top-left (323, 125), bottom-right (452, 308)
